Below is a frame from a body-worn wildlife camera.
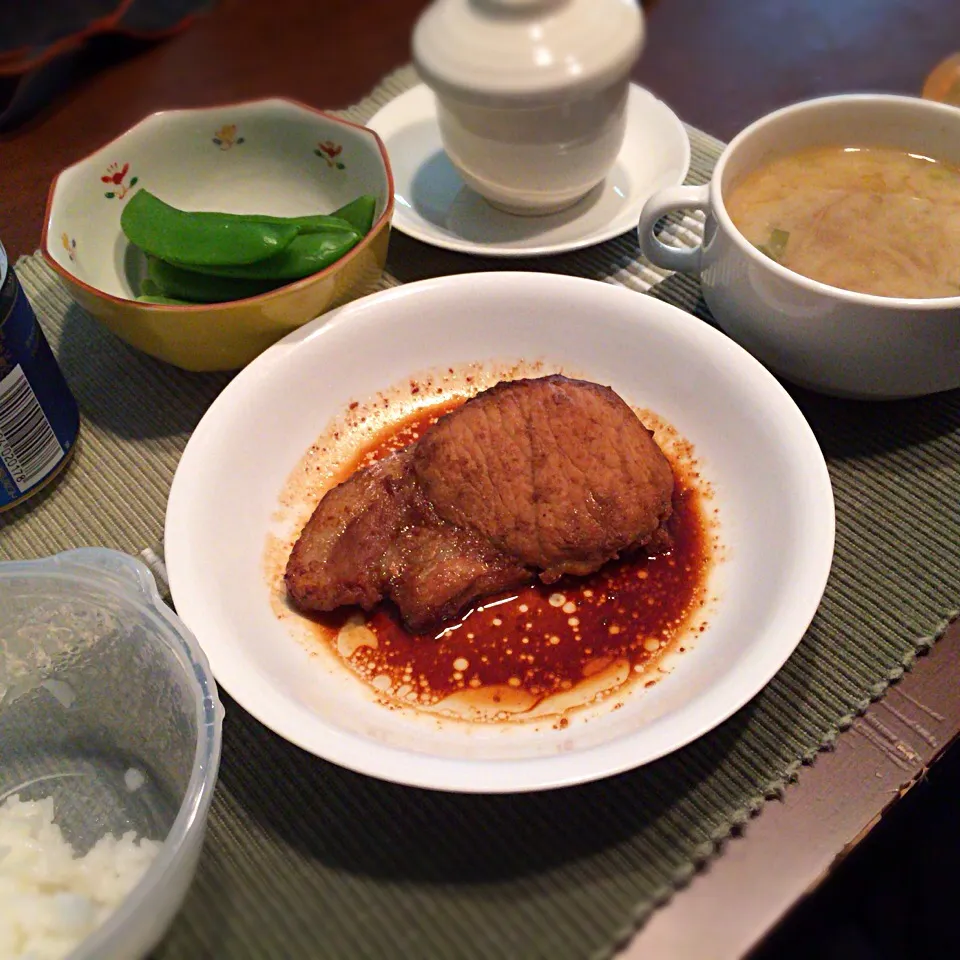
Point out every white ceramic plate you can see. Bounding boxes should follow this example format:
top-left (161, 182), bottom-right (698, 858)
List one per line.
top-left (165, 273), bottom-right (835, 793)
top-left (366, 84), bottom-right (691, 257)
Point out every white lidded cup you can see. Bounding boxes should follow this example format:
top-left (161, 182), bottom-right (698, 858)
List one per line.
top-left (637, 94), bottom-right (960, 400)
top-left (413, 0), bottom-right (644, 216)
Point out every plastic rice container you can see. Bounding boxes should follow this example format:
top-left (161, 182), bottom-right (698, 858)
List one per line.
top-left (0, 548), bottom-right (223, 959)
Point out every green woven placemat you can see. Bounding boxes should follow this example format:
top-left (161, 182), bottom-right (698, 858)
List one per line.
top-left (3, 65), bottom-right (960, 960)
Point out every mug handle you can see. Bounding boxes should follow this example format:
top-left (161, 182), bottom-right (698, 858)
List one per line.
top-left (637, 184), bottom-right (712, 273)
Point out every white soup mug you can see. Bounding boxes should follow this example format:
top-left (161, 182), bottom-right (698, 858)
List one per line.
top-left (638, 94), bottom-right (960, 400)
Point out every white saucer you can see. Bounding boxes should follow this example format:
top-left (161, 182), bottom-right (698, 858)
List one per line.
top-left (367, 84), bottom-right (691, 258)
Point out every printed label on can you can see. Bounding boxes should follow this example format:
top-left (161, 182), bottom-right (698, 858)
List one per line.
top-left (0, 254), bottom-right (80, 509)
top-left (0, 364), bottom-right (65, 492)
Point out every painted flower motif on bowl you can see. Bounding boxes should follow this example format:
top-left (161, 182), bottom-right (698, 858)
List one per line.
top-left (213, 124), bottom-right (245, 150)
top-left (315, 141), bottom-right (345, 169)
top-left (101, 162), bottom-right (138, 200)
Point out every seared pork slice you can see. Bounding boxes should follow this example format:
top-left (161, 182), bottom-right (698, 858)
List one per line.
top-left (285, 448), bottom-right (529, 630)
top-left (413, 376), bottom-right (674, 582)
top-left (285, 449), bottom-right (412, 614)
top-left (285, 375), bottom-right (674, 630)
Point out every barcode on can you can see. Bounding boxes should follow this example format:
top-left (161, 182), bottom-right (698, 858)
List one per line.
top-left (0, 364), bottom-right (64, 493)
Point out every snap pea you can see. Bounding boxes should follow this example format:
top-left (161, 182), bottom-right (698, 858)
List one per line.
top-left (135, 207), bottom-right (362, 237)
top-left (171, 227), bottom-right (362, 281)
top-left (191, 202), bottom-right (375, 237)
top-left (238, 213), bottom-right (358, 235)
top-left (136, 294), bottom-right (195, 305)
top-left (147, 256), bottom-right (281, 303)
top-left (330, 194), bottom-right (377, 235)
top-left (121, 190), bottom-right (299, 266)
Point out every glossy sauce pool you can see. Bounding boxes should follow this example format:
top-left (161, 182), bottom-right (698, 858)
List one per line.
top-left (289, 396), bottom-right (717, 724)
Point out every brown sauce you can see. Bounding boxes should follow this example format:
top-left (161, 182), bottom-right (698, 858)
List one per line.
top-left (303, 400), bottom-right (713, 722)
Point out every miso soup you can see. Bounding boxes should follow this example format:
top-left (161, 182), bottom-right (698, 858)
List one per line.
top-left (726, 145), bottom-right (960, 298)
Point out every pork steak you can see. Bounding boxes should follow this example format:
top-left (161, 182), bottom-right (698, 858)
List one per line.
top-left (285, 375), bottom-right (674, 631)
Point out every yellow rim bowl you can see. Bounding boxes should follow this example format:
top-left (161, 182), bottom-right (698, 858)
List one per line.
top-left (41, 98), bottom-right (395, 372)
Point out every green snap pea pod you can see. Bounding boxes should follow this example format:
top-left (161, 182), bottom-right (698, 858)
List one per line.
top-left (172, 227), bottom-right (362, 280)
top-left (136, 294), bottom-right (195, 305)
top-left (170, 210), bottom-right (355, 234)
top-left (236, 213), bottom-right (358, 235)
top-left (147, 256), bottom-right (281, 303)
top-left (153, 208), bottom-right (362, 236)
top-left (198, 205), bottom-right (373, 235)
top-left (121, 190), bottom-right (299, 266)
top-left (330, 195), bottom-right (377, 235)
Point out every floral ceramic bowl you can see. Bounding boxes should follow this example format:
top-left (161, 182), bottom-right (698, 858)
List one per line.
top-left (41, 99), bottom-right (394, 372)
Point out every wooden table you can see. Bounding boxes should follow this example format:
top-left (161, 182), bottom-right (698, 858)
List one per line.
top-left (3, 1), bottom-right (959, 956)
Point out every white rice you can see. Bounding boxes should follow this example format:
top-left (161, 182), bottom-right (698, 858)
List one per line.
top-left (123, 768), bottom-right (146, 793)
top-left (0, 794), bottom-right (161, 960)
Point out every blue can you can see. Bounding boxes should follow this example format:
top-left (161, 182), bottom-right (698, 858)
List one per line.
top-left (0, 242), bottom-right (80, 511)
